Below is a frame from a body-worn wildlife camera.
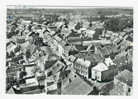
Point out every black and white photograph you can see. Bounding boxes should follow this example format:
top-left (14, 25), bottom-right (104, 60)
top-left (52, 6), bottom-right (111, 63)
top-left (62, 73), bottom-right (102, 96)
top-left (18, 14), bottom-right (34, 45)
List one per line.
top-left (5, 5), bottom-right (133, 95)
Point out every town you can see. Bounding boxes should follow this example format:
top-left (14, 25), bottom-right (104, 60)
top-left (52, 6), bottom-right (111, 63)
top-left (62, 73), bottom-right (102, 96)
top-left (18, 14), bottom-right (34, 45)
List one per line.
top-left (6, 7), bottom-right (133, 95)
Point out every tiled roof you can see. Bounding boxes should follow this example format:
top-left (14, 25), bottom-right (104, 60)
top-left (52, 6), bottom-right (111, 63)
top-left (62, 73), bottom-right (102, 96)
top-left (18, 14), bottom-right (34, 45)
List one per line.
top-left (45, 60), bottom-right (57, 70)
top-left (75, 58), bottom-right (91, 68)
top-left (92, 62), bottom-right (108, 72)
top-left (68, 32), bottom-right (80, 37)
top-left (75, 53), bottom-right (103, 64)
top-left (7, 87), bottom-right (15, 94)
top-left (21, 85), bottom-right (40, 93)
top-left (75, 45), bottom-right (88, 51)
top-left (68, 37), bottom-right (92, 43)
top-left (68, 37), bottom-right (82, 43)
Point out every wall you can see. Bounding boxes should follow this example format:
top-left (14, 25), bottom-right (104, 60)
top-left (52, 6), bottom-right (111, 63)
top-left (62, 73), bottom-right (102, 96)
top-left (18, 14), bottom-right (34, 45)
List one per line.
top-left (91, 69), bottom-right (102, 81)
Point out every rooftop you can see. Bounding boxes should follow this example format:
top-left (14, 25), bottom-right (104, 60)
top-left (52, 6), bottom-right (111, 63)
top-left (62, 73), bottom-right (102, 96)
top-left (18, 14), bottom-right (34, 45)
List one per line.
top-left (45, 60), bottom-right (58, 70)
top-left (75, 58), bottom-right (91, 68)
top-left (75, 45), bottom-right (88, 51)
top-left (7, 87), bottom-right (15, 94)
top-left (75, 53), bottom-right (103, 64)
top-left (92, 63), bottom-right (108, 72)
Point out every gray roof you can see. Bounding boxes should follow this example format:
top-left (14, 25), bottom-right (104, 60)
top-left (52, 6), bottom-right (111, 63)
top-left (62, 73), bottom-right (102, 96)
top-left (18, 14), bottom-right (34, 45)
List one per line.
top-left (7, 87), bottom-right (15, 94)
top-left (45, 60), bottom-right (57, 70)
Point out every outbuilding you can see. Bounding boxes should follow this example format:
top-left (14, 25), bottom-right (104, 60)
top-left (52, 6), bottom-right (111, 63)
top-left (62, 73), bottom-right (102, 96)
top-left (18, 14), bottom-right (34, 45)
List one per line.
top-left (91, 61), bottom-right (117, 82)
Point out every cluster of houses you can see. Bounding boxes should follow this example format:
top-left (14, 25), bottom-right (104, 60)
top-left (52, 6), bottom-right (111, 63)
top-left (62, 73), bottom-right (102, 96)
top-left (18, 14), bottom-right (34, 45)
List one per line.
top-left (6, 9), bottom-right (133, 95)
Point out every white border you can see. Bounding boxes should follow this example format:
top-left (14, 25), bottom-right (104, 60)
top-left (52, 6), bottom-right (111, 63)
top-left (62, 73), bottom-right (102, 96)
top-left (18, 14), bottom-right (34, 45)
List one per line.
top-left (0, 0), bottom-right (138, 99)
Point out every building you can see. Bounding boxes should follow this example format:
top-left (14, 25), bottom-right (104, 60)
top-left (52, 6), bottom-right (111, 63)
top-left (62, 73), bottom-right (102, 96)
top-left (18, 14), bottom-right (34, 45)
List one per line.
top-left (7, 41), bottom-right (17, 55)
top-left (75, 44), bottom-right (95, 53)
top-left (44, 65), bottom-right (62, 94)
top-left (45, 60), bottom-right (65, 76)
top-left (83, 40), bottom-right (112, 46)
top-left (74, 57), bottom-right (91, 79)
top-left (7, 87), bottom-right (15, 94)
top-left (92, 63), bottom-right (108, 81)
top-left (91, 57), bottom-right (117, 82)
top-left (35, 71), bottom-right (45, 93)
top-left (6, 63), bottom-right (23, 89)
top-left (44, 60), bottom-right (66, 94)
top-left (23, 63), bottom-right (36, 77)
top-left (75, 52), bottom-right (103, 66)
top-left (110, 70), bottom-right (132, 95)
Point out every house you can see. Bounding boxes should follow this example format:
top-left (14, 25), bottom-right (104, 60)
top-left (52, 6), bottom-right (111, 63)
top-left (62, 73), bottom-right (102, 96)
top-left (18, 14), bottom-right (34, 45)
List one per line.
top-left (35, 71), bottom-right (45, 92)
top-left (16, 36), bottom-right (26, 44)
top-left (95, 44), bottom-right (118, 58)
top-left (67, 32), bottom-right (92, 45)
top-left (21, 86), bottom-right (41, 94)
top-left (17, 80), bottom-right (41, 94)
top-left (7, 87), bottom-right (15, 94)
top-left (75, 52), bottom-right (103, 65)
top-left (91, 57), bottom-right (117, 82)
top-left (37, 57), bottom-right (45, 71)
top-left (45, 69), bottom-right (61, 94)
top-left (83, 40), bottom-right (112, 46)
top-left (45, 60), bottom-right (65, 77)
top-left (91, 63), bottom-right (108, 81)
top-left (53, 35), bottom-right (62, 42)
top-left (75, 45), bottom-right (88, 52)
top-left (46, 83), bottom-right (58, 94)
top-left (45, 60), bottom-right (58, 71)
top-left (75, 44), bottom-right (95, 53)
top-left (25, 76), bottom-right (39, 87)
top-left (67, 37), bottom-right (82, 45)
top-left (50, 61), bottom-right (65, 75)
top-left (11, 53), bottom-right (24, 63)
top-left (23, 63), bottom-right (36, 78)
top-left (7, 41), bottom-right (17, 55)
top-left (104, 57), bottom-right (115, 66)
top-left (59, 70), bottom-right (73, 90)
top-left (110, 70), bottom-right (132, 95)
top-left (85, 30), bottom-right (95, 38)
top-left (74, 57), bottom-right (91, 79)
top-left (80, 29), bottom-right (95, 38)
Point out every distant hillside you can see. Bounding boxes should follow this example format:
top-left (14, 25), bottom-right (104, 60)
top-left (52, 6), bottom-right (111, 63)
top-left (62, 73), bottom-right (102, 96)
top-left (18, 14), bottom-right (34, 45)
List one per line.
top-left (7, 7), bottom-right (133, 16)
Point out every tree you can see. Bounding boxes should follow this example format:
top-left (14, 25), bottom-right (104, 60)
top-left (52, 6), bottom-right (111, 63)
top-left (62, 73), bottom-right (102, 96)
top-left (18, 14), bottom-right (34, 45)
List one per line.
top-left (75, 22), bottom-right (83, 30)
top-left (104, 18), bottom-right (129, 32)
top-left (104, 18), bottom-right (120, 32)
top-left (127, 17), bottom-right (133, 28)
top-left (100, 14), bottom-right (106, 23)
